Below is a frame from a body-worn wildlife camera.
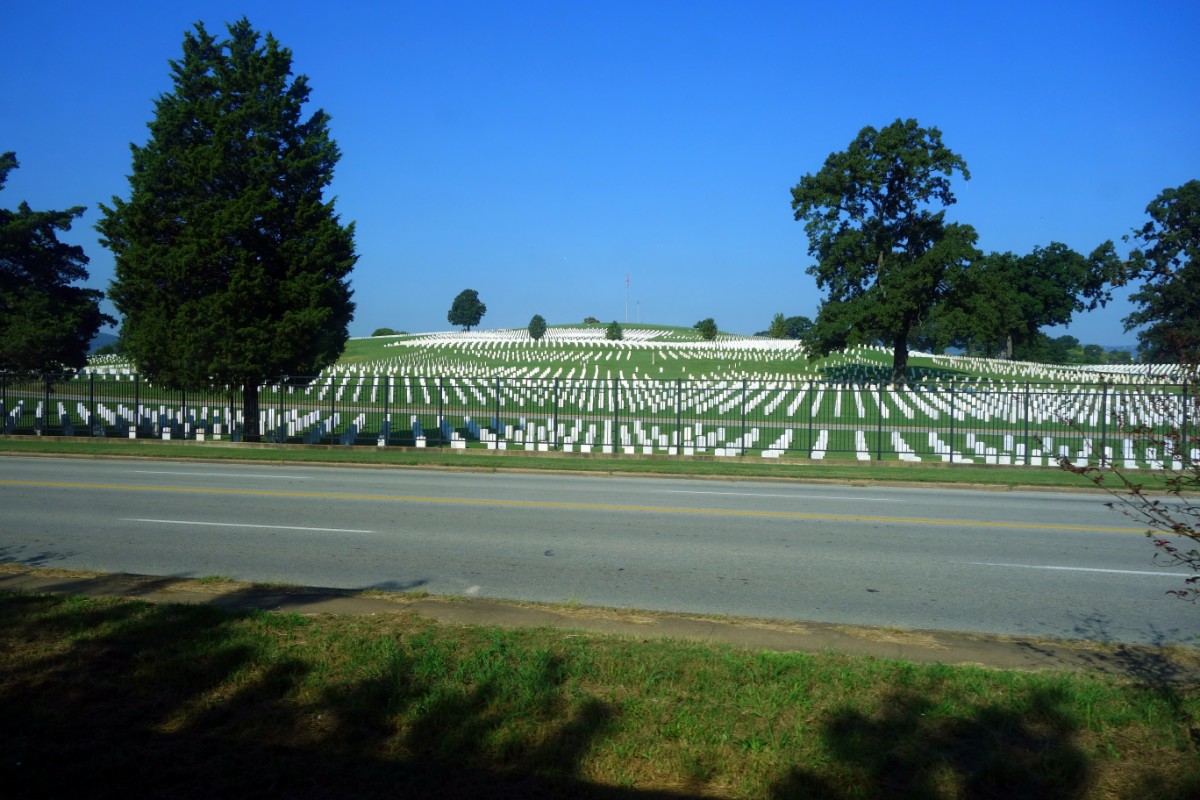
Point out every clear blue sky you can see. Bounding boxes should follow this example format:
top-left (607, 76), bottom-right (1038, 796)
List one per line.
top-left (4, 1), bottom-right (1198, 346)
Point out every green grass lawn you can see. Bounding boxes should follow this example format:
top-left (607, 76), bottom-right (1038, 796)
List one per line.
top-left (1, 592), bottom-right (1196, 798)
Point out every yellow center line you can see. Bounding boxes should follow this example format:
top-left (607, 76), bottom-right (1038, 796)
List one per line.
top-left (0, 479), bottom-right (1142, 533)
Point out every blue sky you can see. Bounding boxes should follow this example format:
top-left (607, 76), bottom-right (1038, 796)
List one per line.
top-left (4, 1), bottom-right (1198, 345)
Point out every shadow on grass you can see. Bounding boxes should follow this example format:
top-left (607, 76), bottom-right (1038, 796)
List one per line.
top-left (0, 594), bottom-right (684, 799)
top-left (3, 592), bottom-right (1198, 798)
top-left (768, 686), bottom-right (1093, 799)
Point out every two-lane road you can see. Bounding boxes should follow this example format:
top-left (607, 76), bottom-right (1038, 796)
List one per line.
top-left (1, 456), bottom-right (1194, 645)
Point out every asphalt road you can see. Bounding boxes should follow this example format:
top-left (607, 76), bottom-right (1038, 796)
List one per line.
top-left (0, 455), bottom-right (1195, 646)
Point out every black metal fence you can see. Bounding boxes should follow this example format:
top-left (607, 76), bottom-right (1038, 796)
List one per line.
top-left (2, 373), bottom-right (1194, 467)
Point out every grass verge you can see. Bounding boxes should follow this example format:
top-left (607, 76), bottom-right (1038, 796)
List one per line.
top-left (0, 436), bottom-right (1163, 491)
top-left (1, 592), bottom-right (1197, 799)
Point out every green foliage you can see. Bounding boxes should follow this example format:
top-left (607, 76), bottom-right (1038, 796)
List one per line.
top-left (939, 242), bottom-right (1119, 358)
top-left (766, 313), bottom-right (788, 339)
top-left (791, 119), bottom-right (980, 382)
top-left (762, 313), bottom-right (813, 342)
top-left (448, 289), bottom-right (486, 331)
top-left (605, 320), bottom-right (623, 340)
top-left (5, 592), bottom-right (1199, 799)
top-left (1017, 333), bottom-right (1080, 364)
top-left (97, 19), bottom-right (356, 440)
top-left (1124, 180), bottom-right (1200, 363)
top-left (371, 328), bottom-right (399, 337)
top-left (527, 313), bottom-right (547, 341)
top-left (1107, 348), bottom-right (1134, 365)
top-left (583, 316), bottom-right (600, 324)
top-left (694, 317), bottom-right (718, 341)
top-left (0, 152), bottom-right (113, 372)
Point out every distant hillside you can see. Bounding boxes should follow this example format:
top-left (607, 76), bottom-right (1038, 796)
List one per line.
top-left (88, 331), bottom-right (118, 353)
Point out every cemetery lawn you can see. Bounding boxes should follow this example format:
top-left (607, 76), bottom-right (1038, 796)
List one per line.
top-left (0, 436), bottom-right (1162, 491)
top-left (2, 591), bottom-right (1197, 798)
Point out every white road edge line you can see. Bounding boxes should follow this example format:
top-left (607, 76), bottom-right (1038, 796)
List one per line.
top-left (665, 490), bottom-right (905, 502)
top-left (957, 561), bottom-right (1182, 578)
top-left (134, 471), bottom-right (309, 479)
top-left (123, 518), bottom-right (372, 533)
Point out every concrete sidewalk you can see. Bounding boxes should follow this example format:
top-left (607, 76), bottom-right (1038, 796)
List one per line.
top-left (2, 567), bottom-right (1197, 683)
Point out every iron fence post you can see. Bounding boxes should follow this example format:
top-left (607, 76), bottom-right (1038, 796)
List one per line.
top-left (1182, 379), bottom-right (1190, 457)
top-left (1023, 382), bottom-right (1030, 466)
top-left (949, 382), bottom-right (955, 464)
top-left (549, 376), bottom-right (559, 450)
top-left (675, 378), bottom-right (682, 456)
top-left (383, 375), bottom-right (390, 445)
top-left (613, 379), bottom-right (619, 451)
top-left (740, 380), bottom-right (747, 456)
top-left (876, 383), bottom-right (883, 461)
top-left (807, 381), bottom-right (814, 459)
top-left (1100, 380), bottom-right (1109, 468)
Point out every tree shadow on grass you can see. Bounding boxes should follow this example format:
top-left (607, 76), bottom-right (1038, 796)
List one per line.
top-left (769, 686), bottom-right (1093, 800)
top-left (0, 594), bottom-right (693, 799)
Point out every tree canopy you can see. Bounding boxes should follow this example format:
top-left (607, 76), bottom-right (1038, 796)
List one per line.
top-left (448, 289), bottom-right (486, 331)
top-left (0, 152), bottom-right (113, 373)
top-left (97, 19), bottom-right (356, 440)
top-left (761, 313), bottom-right (814, 342)
top-left (527, 314), bottom-right (547, 341)
top-left (937, 242), bottom-right (1118, 359)
top-left (605, 320), bottom-right (623, 341)
top-left (694, 318), bottom-right (718, 341)
top-left (791, 119), bottom-right (979, 383)
top-left (1123, 180), bottom-right (1200, 363)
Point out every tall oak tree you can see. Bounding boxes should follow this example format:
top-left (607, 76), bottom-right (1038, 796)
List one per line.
top-left (791, 119), bottom-right (978, 383)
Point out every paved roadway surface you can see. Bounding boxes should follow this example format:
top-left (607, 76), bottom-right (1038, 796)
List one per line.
top-left (0, 455), bottom-right (1195, 646)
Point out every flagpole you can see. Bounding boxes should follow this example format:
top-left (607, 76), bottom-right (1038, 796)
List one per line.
top-left (625, 272), bottom-right (629, 324)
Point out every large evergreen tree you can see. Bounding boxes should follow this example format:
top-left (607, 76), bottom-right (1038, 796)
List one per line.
top-left (0, 153), bottom-right (112, 372)
top-left (791, 119), bottom-right (979, 383)
top-left (97, 19), bottom-right (356, 440)
top-left (527, 313), bottom-right (547, 341)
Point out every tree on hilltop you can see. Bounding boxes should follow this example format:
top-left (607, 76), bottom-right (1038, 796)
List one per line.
top-left (97, 19), bottom-right (356, 442)
top-left (791, 118), bottom-right (979, 383)
top-left (448, 289), bottom-right (486, 331)
top-left (605, 320), bottom-right (623, 341)
top-left (0, 152), bottom-right (113, 373)
top-left (694, 318), bottom-right (718, 341)
top-left (762, 313), bottom-right (815, 342)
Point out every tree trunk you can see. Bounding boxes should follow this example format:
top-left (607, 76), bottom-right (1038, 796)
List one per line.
top-left (242, 381), bottom-right (260, 443)
top-left (890, 333), bottom-right (909, 386)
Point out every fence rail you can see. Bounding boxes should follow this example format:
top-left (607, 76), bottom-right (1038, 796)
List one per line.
top-left (2, 373), bottom-right (1195, 468)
